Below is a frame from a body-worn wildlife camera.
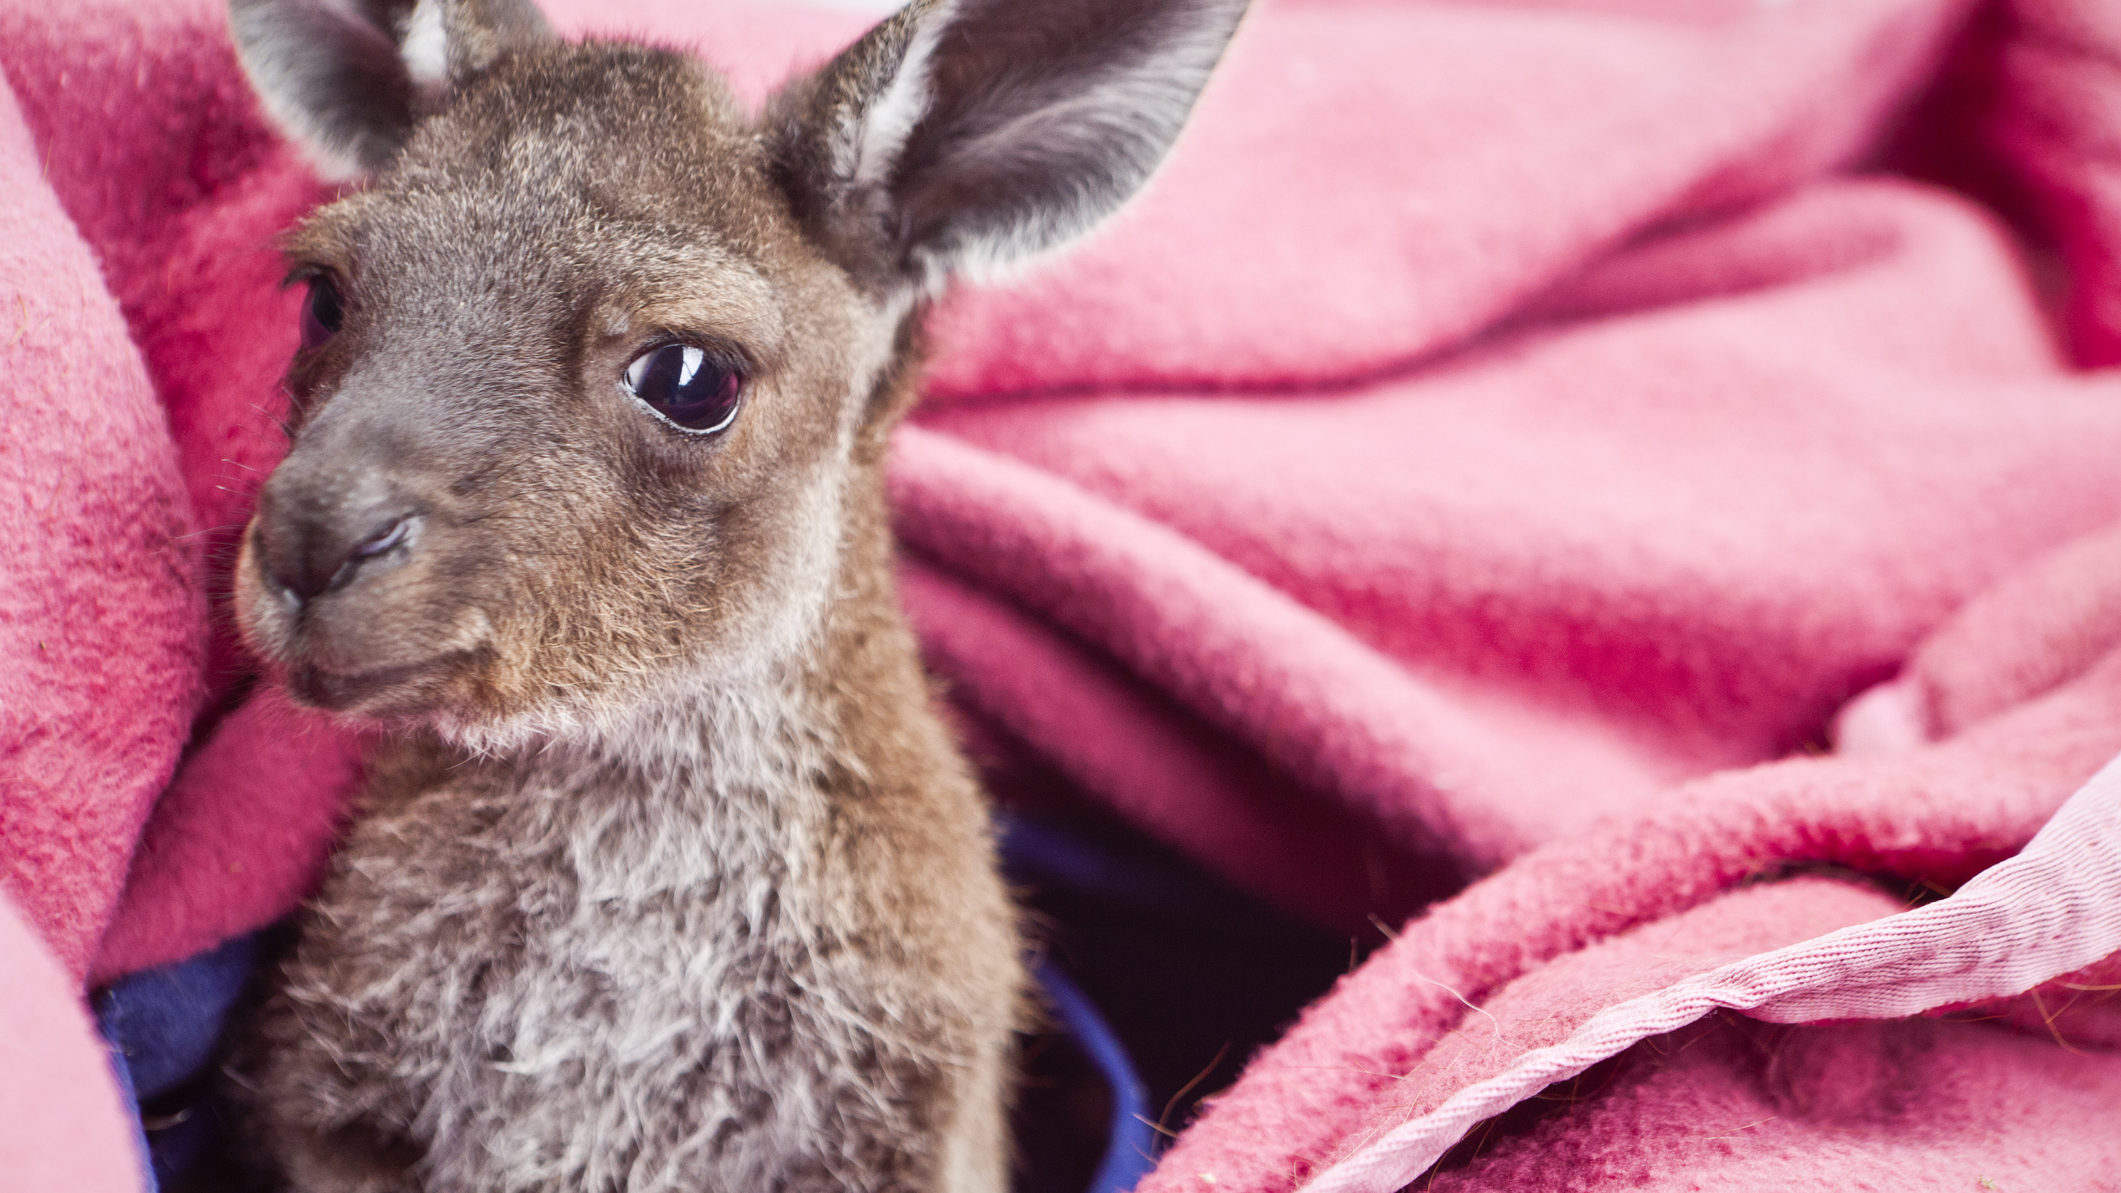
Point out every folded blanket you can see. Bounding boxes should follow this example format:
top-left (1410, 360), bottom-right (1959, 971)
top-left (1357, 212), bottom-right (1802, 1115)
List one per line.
top-left (5, 0), bottom-right (2121, 1189)
top-left (1299, 744), bottom-right (2121, 1193)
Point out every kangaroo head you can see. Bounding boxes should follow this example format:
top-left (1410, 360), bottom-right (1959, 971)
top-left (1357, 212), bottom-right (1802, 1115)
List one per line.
top-left (228, 0), bottom-right (1244, 741)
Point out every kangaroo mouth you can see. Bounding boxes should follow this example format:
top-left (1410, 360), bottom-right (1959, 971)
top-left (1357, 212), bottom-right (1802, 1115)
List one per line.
top-left (290, 655), bottom-right (462, 713)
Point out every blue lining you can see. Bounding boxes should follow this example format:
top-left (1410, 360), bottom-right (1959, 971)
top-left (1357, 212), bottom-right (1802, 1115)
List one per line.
top-left (93, 933), bottom-right (259, 1192)
top-left (1035, 961), bottom-right (1160, 1193)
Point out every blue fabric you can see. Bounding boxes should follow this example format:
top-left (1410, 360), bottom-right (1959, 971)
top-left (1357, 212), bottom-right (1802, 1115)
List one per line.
top-left (96, 934), bottom-right (256, 1100)
top-left (94, 933), bottom-right (258, 1192)
top-left (996, 813), bottom-right (1227, 923)
top-left (1036, 961), bottom-right (1159, 1193)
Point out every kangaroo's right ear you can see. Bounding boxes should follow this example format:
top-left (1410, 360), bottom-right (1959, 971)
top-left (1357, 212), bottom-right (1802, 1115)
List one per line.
top-left (768, 0), bottom-right (1248, 295)
top-left (228, 0), bottom-right (553, 180)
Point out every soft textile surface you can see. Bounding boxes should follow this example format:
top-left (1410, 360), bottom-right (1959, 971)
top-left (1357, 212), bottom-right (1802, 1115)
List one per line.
top-left (1148, 620), bottom-right (2121, 1192)
top-left (0, 898), bottom-right (141, 1192)
top-left (0, 40), bottom-right (202, 984)
top-left (5, 0), bottom-right (2121, 1189)
top-left (1301, 751), bottom-right (2121, 1193)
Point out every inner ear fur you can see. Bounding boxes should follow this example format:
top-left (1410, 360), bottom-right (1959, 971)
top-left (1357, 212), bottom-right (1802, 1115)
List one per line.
top-left (768, 0), bottom-right (1249, 293)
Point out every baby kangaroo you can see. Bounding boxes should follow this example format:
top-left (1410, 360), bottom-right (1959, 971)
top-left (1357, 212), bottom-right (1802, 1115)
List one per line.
top-left (221, 0), bottom-right (1244, 1190)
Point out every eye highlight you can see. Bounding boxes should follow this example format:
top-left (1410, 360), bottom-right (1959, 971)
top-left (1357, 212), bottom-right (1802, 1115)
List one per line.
top-left (299, 275), bottom-right (344, 351)
top-left (621, 344), bottom-right (744, 435)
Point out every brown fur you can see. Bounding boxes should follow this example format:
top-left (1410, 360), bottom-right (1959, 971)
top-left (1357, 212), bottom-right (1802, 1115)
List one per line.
top-left (220, 0), bottom-right (1245, 1189)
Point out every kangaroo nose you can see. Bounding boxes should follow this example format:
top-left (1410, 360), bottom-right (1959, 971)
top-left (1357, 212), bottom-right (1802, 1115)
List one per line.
top-left (255, 498), bottom-right (421, 606)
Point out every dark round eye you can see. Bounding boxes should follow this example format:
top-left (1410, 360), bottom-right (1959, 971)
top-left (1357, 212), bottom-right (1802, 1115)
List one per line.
top-left (621, 344), bottom-right (743, 434)
top-left (299, 276), bottom-right (344, 350)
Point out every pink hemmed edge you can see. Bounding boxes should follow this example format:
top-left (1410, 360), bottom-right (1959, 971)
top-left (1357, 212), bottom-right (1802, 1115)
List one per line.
top-left (1297, 745), bottom-right (2121, 1193)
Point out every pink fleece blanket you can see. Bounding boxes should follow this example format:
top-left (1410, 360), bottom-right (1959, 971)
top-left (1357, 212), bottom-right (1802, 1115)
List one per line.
top-left (6, 0), bottom-right (2121, 1188)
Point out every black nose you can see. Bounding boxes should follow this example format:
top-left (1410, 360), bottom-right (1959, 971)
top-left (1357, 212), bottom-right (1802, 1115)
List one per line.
top-left (254, 497), bottom-right (420, 606)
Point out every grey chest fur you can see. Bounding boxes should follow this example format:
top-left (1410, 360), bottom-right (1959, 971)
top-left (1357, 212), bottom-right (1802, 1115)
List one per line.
top-left (250, 746), bottom-right (962, 1193)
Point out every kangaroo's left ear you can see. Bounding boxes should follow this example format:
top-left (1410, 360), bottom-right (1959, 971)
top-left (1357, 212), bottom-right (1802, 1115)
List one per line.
top-left (229, 0), bottom-right (553, 180)
top-left (768, 0), bottom-right (1249, 293)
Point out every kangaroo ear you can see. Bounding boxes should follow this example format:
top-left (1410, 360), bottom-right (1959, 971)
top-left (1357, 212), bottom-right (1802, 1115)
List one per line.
top-left (228, 0), bottom-right (553, 180)
top-left (769, 0), bottom-right (1248, 291)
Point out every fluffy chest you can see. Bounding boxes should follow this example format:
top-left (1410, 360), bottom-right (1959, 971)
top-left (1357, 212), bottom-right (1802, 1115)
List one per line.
top-left (267, 760), bottom-right (929, 1192)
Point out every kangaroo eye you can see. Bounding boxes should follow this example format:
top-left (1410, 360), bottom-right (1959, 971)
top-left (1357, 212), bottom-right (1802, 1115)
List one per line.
top-left (622, 344), bottom-right (743, 435)
top-left (299, 276), bottom-right (344, 350)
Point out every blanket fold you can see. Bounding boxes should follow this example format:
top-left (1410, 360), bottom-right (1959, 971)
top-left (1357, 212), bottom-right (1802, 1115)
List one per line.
top-left (1302, 743), bottom-right (2121, 1193)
